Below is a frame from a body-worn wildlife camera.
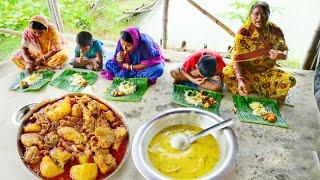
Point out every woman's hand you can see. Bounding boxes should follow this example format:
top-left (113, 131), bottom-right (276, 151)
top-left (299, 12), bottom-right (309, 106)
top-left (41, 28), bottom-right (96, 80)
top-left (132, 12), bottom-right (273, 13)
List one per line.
top-left (26, 62), bottom-right (34, 73)
top-left (116, 51), bottom-right (125, 63)
top-left (122, 63), bottom-right (130, 70)
top-left (237, 79), bottom-right (248, 96)
top-left (269, 49), bottom-right (286, 60)
top-left (34, 57), bottom-right (44, 66)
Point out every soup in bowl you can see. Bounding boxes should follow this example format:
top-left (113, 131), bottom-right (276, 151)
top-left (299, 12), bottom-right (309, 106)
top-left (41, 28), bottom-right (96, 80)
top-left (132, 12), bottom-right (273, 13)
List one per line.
top-left (132, 108), bottom-right (238, 180)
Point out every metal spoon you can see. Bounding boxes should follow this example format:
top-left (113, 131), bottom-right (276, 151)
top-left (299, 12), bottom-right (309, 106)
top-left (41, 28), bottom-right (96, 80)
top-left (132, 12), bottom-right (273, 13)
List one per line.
top-left (170, 118), bottom-right (233, 150)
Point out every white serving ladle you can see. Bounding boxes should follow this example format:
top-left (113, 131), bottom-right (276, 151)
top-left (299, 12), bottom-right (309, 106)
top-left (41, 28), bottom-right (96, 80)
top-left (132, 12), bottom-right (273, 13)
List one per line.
top-left (170, 118), bottom-right (233, 150)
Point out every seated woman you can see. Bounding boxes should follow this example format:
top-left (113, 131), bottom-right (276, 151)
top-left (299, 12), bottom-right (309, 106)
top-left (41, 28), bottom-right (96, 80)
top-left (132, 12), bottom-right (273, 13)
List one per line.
top-left (70, 31), bottom-right (103, 71)
top-left (102, 27), bottom-right (164, 85)
top-left (170, 49), bottom-right (226, 91)
top-left (223, 1), bottom-right (296, 103)
top-left (12, 15), bottom-right (68, 73)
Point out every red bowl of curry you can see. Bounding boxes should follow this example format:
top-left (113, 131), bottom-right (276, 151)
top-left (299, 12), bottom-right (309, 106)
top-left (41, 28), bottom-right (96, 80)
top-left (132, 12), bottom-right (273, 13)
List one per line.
top-left (16, 93), bottom-right (130, 180)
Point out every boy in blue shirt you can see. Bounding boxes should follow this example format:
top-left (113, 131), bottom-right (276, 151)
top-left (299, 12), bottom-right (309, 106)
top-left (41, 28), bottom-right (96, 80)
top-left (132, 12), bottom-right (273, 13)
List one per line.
top-left (71, 31), bottom-right (103, 71)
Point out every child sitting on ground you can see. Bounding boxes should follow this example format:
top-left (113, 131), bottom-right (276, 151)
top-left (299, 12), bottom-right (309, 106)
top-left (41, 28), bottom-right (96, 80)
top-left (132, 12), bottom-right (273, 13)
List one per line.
top-left (70, 31), bottom-right (103, 71)
top-left (170, 49), bottom-right (226, 91)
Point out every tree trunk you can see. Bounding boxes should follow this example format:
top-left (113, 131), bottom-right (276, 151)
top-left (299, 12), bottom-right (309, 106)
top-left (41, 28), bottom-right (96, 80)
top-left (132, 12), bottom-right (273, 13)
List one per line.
top-left (186, 0), bottom-right (235, 37)
top-left (303, 21), bottom-right (320, 70)
top-left (162, 0), bottom-right (169, 49)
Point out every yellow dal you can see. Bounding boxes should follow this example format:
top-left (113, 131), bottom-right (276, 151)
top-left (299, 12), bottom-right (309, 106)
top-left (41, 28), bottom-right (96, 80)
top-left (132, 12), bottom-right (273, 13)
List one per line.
top-left (148, 124), bottom-right (220, 179)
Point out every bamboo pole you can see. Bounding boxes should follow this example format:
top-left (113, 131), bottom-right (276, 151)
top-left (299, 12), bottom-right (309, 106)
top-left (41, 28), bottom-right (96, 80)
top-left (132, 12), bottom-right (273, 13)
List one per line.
top-left (162, 0), bottom-right (170, 49)
top-left (303, 20), bottom-right (320, 70)
top-left (0, 28), bottom-right (22, 36)
top-left (47, 0), bottom-right (64, 32)
top-left (0, 28), bottom-right (118, 47)
top-left (186, 0), bottom-right (235, 37)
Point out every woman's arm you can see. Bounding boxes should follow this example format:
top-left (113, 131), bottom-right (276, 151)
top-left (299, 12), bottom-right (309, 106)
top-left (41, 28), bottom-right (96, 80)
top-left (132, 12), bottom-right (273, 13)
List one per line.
top-left (123, 63), bottom-right (147, 71)
top-left (132, 64), bottom-right (147, 70)
top-left (43, 50), bottom-right (58, 60)
top-left (34, 50), bottom-right (58, 66)
top-left (21, 47), bottom-right (33, 63)
top-left (22, 47), bottom-right (35, 73)
top-left (233, 62), bottom-right (248, 95)
top-left (233, 62), bottom-right (243, 79)
top-left (269, 49), bottom-right (287, 60)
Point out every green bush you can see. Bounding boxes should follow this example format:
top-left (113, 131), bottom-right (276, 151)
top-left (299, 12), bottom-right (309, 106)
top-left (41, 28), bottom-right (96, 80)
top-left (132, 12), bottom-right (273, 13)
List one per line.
top-left (0, 0), bottom-right (48, 30)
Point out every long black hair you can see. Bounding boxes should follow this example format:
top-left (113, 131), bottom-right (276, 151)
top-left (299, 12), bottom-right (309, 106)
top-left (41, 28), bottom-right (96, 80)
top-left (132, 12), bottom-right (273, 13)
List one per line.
top-left (30, 21), bottom-right (47, 30)
top-left (120, 31), bottom-right (133, 44)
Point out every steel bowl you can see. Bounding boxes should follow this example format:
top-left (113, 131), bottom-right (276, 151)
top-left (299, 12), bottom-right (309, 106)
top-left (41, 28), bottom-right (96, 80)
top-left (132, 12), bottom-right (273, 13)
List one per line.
top-left (15, 93), bottom-right (131, 179)
top-left (132, 108), bottom-right (238, 180)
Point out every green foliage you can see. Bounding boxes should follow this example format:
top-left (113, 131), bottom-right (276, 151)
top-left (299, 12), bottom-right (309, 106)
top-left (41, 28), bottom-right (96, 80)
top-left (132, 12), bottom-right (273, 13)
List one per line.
top-left (0, 0), bottom-right (48, 30)
top-left (220, 0), bottom-right (283, 24)
top-left (57, 0), bottom-right (153, 39)
top-left (0, 0), bottom-right (152, 38)
top-left (278, 58), bottom-right (302, 69)
top-left (0, 35), bottom-right (20, 61)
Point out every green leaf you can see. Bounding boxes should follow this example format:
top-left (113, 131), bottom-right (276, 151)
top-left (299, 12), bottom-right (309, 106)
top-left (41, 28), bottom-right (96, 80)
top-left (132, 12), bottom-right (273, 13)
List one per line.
top-left (50, 69), bottom-right (97, 92)
top-left (232, 94), bottom-right (288, 128)
top-left (171, 84), bottom-right (223, 115)
top-left (103, 77), bottom-right (148, 102)
top-left (10, 70), bottom-right (55, 92)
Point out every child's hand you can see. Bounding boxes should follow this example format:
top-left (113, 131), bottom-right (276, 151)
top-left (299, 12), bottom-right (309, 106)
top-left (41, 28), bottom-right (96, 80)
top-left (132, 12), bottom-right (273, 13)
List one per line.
top-left (193, 77), bottom-right (206, 85)
top-left (116, 51), bottom-right (125, 63)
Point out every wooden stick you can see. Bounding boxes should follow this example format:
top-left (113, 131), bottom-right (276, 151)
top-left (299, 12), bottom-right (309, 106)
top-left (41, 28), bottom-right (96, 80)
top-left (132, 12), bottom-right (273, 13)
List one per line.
top-left (0, 28), bottom-right (118, 48)
top-left (162, 0), bottom-right (170, 49)
top-left (0, 28), bottom-right (22, 36)
top-left (116, 3), bottom-right (146, 22)
top-left (89, 0), bottom-right (101, 15)
top-left (186, 0), bottom-right (235, 37)
top-left (123, 0), bottom-right (159, 14)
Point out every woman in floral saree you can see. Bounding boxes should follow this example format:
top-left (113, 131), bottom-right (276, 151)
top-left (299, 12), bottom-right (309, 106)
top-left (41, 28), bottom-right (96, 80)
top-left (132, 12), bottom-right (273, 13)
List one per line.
top-left (12, 15), bottom-right (68, 73)
top-left (223, 1), bottom-right (296, 103)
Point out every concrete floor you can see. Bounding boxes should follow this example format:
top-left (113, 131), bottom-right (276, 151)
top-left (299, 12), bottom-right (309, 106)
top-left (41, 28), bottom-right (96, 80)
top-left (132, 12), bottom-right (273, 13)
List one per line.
top-left (0, 49), bottom-right (319, 179)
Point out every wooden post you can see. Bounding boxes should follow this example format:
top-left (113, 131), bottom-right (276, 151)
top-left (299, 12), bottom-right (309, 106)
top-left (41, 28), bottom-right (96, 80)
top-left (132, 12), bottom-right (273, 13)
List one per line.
top-left (162, 0), bottom-right (169, 49)
top-left (47, 0), bottom-right (64, 32)
top-left (303, 21), bottom-right (320, 70)
top-left (186, 0), bottom-right (235, 37)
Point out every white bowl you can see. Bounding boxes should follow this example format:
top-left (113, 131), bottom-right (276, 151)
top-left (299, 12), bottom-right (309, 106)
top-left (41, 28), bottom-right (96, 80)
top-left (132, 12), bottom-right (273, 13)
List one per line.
top-left (132, 108), bottom-right (238, 180)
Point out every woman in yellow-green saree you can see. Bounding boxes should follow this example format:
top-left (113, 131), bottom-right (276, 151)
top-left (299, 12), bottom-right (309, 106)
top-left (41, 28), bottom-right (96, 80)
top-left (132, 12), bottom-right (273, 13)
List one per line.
top-left (223, 1), bottom-right (296, 103)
